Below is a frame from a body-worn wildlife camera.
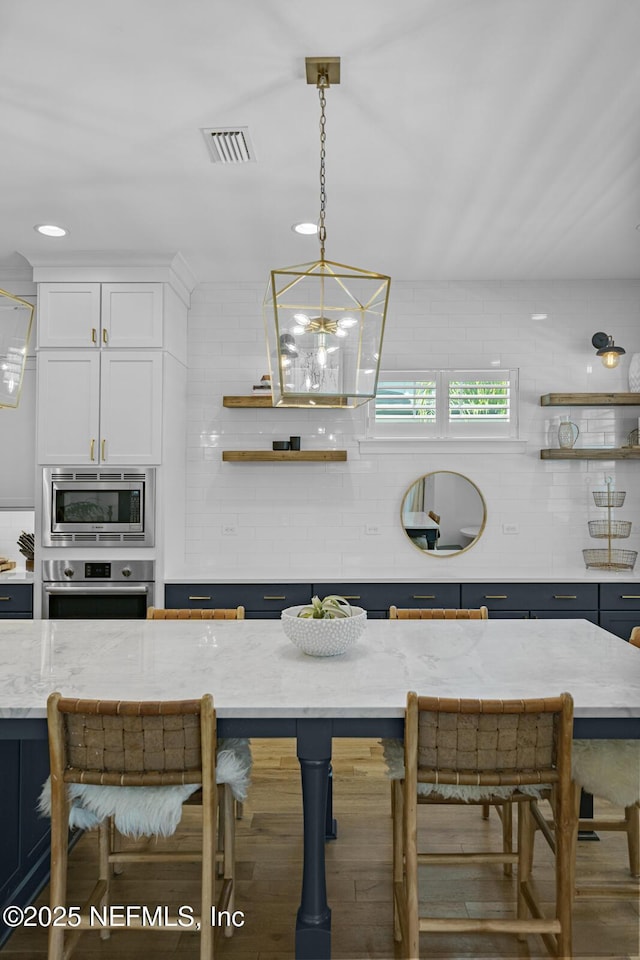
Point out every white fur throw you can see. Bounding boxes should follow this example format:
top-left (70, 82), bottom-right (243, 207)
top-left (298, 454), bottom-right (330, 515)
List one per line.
top-left (38, 738), bottom-right (252, 839)
top-left (380, 739), bottom-right (550, 801)
top-left (572, 739), bottom-right (640, 808)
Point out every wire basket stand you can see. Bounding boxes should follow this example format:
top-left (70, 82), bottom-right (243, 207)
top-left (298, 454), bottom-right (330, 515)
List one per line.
top-left (583, 479), bottom-right (637, 571)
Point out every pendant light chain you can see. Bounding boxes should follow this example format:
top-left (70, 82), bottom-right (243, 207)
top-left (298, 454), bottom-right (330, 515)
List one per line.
top-left (318, 75), bottom-right (328, 260)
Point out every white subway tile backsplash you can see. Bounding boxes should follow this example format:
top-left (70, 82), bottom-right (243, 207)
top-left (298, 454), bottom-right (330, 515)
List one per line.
top-left (180, 279), bottom-right (640, 580)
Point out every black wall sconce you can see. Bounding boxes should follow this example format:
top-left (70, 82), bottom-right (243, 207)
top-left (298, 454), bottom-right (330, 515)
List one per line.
top-left (592, 331), bottom-right (626, 369)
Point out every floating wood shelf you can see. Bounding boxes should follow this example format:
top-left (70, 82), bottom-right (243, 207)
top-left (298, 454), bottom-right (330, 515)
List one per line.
top-left (223, 395), bottom-right (274, 408)
top-left (540, 393), bottom-right (640, 406)
top-left (222, 450), bottom-right (347, 462)
top-left (540, 448), bottom-right (640, 460)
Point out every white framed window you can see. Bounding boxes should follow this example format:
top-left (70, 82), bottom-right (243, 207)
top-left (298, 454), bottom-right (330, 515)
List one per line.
top-left (367, 369), bottom-right (519, 439)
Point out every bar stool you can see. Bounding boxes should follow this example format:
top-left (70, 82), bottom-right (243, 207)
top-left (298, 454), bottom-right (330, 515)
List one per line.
top-left (147, 606), bottom-right (245, 619)
top-left (388, 605), bottom-right (488, 619)
top-left (42, 692), bottom-right (251, 959)
top-left (387, 691), bottom-right (576, 959)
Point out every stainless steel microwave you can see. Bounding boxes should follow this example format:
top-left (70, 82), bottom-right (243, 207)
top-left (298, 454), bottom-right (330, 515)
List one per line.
top-left (42, 468), bottom-right (155, 546)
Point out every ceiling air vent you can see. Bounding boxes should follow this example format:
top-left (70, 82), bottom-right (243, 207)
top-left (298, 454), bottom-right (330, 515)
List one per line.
top-left (201, 127), bottom-right (255, 164)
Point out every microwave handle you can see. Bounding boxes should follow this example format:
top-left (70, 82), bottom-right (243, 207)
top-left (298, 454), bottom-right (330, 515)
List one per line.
top-left (43, 585), bottom-right (150, 596)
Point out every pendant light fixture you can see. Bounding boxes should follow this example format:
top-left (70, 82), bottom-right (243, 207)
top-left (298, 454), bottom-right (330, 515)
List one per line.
top-left (264, 57), bottom-right (391, 408)
top-left (0, 288), bottom-right (34, 409)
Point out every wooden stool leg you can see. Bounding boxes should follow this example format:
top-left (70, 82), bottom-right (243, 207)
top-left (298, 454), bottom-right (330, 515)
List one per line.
top-left (481, 801), bottom-right (490, 820)
top-left (626, 803), bottom-right (640, 877)
top-left (502, 801), bottom-right (513, 877)
top-left (517, 800), bottom-right (534, 938)
top-left (98, 820), bottom-right (111, 940)
top-left (223, 785), bottom-right (236, 938)
top-left (48, 801), bottom-right (69, 960)
top-left (392, 780), bottom-right (404, 942)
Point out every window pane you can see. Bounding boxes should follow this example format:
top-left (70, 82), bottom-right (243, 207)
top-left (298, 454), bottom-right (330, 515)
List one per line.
top-left (375, 380), bottom-right (437, 421)
top-left (448, 379), bottom-right (510, 421)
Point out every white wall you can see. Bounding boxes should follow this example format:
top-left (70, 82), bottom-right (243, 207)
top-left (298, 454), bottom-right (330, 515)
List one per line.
top-left (180, 279), bottom-right (640, 581)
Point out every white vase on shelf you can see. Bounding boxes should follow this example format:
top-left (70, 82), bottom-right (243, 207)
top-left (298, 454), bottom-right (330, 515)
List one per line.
top-left (628, 353), bottom-right (640, 392)
top-left (558, 420), bottom-right (579, 449)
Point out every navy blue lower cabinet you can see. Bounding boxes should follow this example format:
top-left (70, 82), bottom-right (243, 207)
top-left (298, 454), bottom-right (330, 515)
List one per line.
top-left (0, 584), bottom-right (33, 619)
top-left (313, 582), bottom-right (461, 618)
top-left (599, 612), bottom-right (640, 640)
top-left (460, 583), bottom-right (598, 620)
top-left (599, 584), bottom-right (640, 640)
top-left (164, 583), bottom-right (312, 616)
top-left (1, 739), bottom-right (51, 947)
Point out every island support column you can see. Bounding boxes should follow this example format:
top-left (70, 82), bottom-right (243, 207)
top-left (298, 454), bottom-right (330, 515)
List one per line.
top-left (295, 718), bottom-right (332, 959)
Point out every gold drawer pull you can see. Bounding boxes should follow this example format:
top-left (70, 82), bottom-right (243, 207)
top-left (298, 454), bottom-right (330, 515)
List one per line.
top-left (90, 438), bottom-right (96, 461)
top-left (485, 595), bottom-right (507, 599)
top-left (621, 595), bottom-right (640, 599)
top-left (102, 328), bottom-right (108, 344)
top-left (188, 595), bottom-right (212, 601)
top-left (553, 595), bottom-right (577, 600)
top-left (91, 327), bottom-right (97, 344)
top-left (413, 595), bottom-right (435, 599)
top-left (101, 439), bottom-right (106, 461)
top-left (263, 596), bottom-right (286, 600)
top-left (0, 596), bottom-right (11, 601)
top-left (340, 595), bottom-right (361, 600)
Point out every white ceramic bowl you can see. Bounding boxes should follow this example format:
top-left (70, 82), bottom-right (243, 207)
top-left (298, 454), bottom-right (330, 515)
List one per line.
top-left (281, 605), bottom-right (367, 657)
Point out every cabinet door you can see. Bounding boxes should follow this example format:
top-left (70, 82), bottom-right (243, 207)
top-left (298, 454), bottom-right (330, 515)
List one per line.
top-left (101, 284), bottom-right (163, 348)
top-left (599, 612), bottom-right (640, 640)
top-left (37, 352), bottom-right (100, 464)
top-left (100, 352), bottom-right (162, 464)
top-left (37, 283), bottom-right (101, 348)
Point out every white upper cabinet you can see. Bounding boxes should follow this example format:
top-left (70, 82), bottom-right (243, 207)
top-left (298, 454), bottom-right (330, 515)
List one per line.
top-left (37, 351), bottom-right (162, 465)
top-left (37, 282), bottom-right (163, 349)
top-left (101, 284), bottom-right (163, 348)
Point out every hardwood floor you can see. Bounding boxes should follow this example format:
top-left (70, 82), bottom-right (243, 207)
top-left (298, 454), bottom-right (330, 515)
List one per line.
top-left (3, 739), bottom-right (638, 958)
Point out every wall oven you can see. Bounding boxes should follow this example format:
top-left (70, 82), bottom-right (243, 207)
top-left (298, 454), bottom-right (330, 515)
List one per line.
top-left (42, 468), bottom-right (155, 546)
top-left (42, 559), bottom-right (155, 619)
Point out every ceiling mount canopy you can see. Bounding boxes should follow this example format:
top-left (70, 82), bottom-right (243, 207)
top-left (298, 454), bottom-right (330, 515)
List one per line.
top-left (264, 56), bottom-right (391, 408)
top-left (0, 289), bottom-right (34, 409)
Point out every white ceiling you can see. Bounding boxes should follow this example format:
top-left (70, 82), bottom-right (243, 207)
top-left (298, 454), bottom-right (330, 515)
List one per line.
top-left (3, 0), bottom-right (640, 283)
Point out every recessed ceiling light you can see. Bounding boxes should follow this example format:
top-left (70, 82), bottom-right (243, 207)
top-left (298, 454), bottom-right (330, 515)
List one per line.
top-left (291, 222), bottom-right (318, 236)
top-left (34, 224), bottom-right (68, 238)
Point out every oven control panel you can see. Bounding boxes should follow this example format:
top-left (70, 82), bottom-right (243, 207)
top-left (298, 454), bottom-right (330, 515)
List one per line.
top-left (43, 559), bottom-right (154, 583)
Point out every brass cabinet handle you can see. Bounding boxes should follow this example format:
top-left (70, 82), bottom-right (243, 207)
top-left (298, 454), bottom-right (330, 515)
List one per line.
top-left (485, 595), bottom-right (508, 599)
top-left (90, 438), bottom-right (96, 461)
top-left (188, 596), bottom-right (212, 601)
top-left (263, 595), bottom-right (286, 600)
top-left (101, 439), bottom-right (106, 461)
top-left (0, 596), bottom-right (11, 601)
top-left (553, 595), bottom-right (577, 600)
top-left (102, 328), bottom-right (108, 344)
top-left (621, 595), bottom-right (640, 599)
top-left (413, 595), bottom-right (435, 599)
top-left (340, 595), bottom-right (361, 600)
top-left (91, 327), bottom-right (97, 344)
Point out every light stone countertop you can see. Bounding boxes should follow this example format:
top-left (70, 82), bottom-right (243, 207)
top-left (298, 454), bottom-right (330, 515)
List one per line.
top-left (0, 570), bottom-right (34, 584)
top-left (0, 617), bottom-right (638, 722)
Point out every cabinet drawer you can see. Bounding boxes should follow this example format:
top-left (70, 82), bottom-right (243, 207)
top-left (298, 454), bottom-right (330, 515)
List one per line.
top-left (599, 584), bottom-right (640, 609)
top-left (165, 583), bottom-right (312, 612)
top-left (461, 583), bottom-right (597, 611)
top-left (313, 582), bottom-right (460, 613)
top-left (0, 585), bottom-right (33, 614)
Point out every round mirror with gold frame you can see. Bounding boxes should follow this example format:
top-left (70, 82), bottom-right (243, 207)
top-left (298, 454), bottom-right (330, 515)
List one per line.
top-left (400, 471), bottom-right (486, 557)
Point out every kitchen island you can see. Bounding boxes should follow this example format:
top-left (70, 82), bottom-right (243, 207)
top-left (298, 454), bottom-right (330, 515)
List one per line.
top-left (1, 616), bottom-right (639, 958)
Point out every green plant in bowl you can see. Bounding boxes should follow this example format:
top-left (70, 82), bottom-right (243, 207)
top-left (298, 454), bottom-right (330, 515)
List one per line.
top-left (297, 595), bottom-right (353, 619)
